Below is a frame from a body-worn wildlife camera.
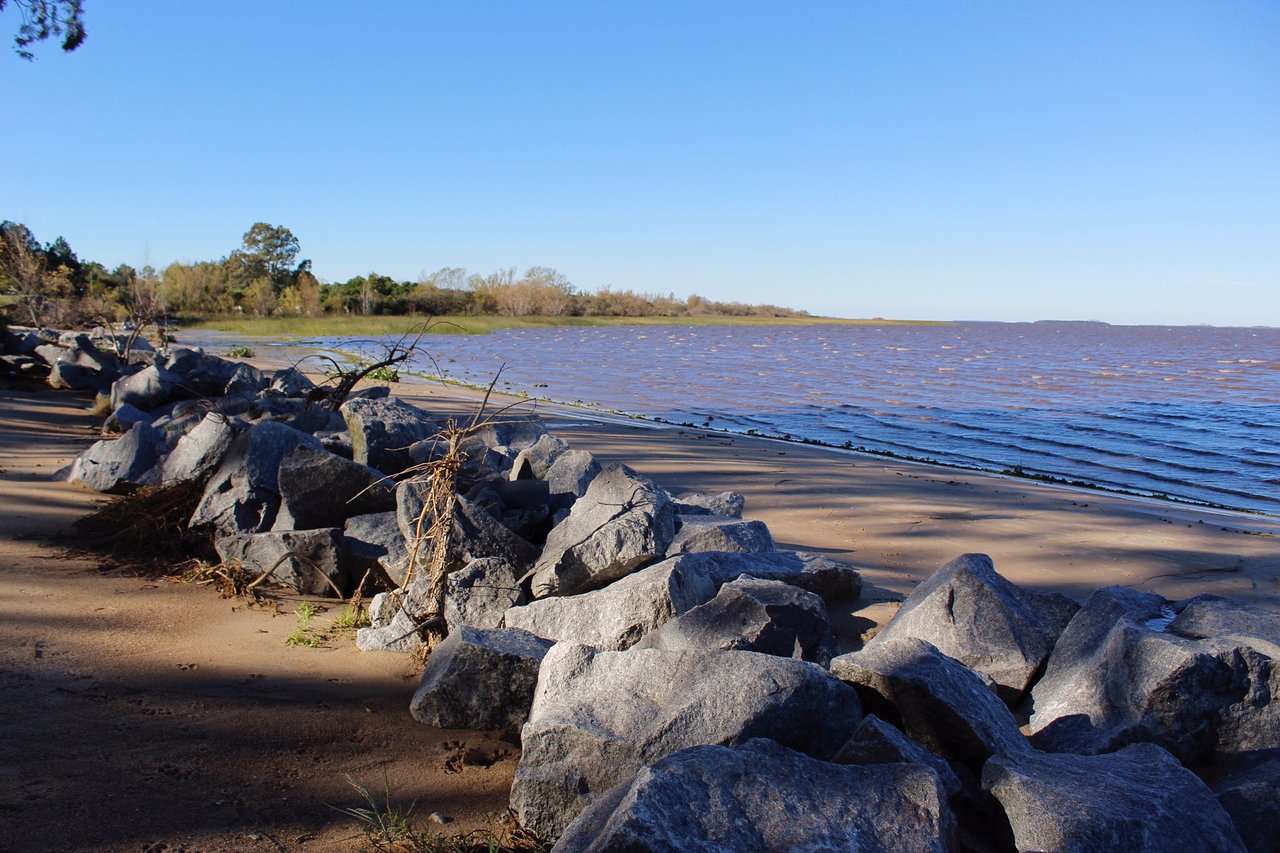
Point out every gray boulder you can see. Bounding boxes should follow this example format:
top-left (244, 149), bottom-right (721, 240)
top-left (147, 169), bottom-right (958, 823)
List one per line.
top-left (341, 511), bottom-right (406, 584)
top-left (162, 347), bottom-right (240, 396)
top-left (110, 364), bottom-right (187, 412)
top-left (409, 626), bottom-right (553, 737)
top-left (101, 403), bottom-right (152, 436)
top-left (831, 637), bottom-right (1030, 768)
top-left (636, 576), bottom-right (834, 664)
top-left (1214, 757), bottom-right (1280, 853)
top-left (270, 367), bottom-right (315, 397)
top-left (510, 433), bottom-right (569, 480)
top-left (223, 362), bottom-right (267, 396)
top-left (160, 412), bottom-right (238, 483)
top-left (504, 555), bottom-right (716, 650)
top-left (68, 421), bottom-right (165, 494)
top-left (671, 490), bottom-right (746, 518)
top-left (1029, 587), bottom-right (1280, 765)
top-left (443, 557), bottom-right (524, 631)
top-left (675, 549), bottom-right (863, 599)
top-left (665, 514), bottom-right (775, 556)
top-left (834, 714), bottom-right (963, 799)
top-left (544, 449), bottom-right (601, 503)
top-left (395, 484), bottom-right (539, 582)
top-left (47, 336), bottom-right (119, 392)
top-left (529, 464), bottom-right (677, 598)
top-left (982, 743), bottom-right (1246, 853)
top-left (189, 421), bottom-right (323, 535)
top-left (867, 553), bottom-right (1078, 704)
top-left (214, 527), bottom-right (348, 596)
top-left (355, 595), bottom-right (426, 652)
top-left (553, 738), bottom-right (957, 853)
top-left (510, 643), bottom-right (862, 835)
top-left (472, 414), bottom-right (548, 455)
top-left (272, 445), bottom-right (395, 531)
top-left (340, 396), bottom-right (440, 475)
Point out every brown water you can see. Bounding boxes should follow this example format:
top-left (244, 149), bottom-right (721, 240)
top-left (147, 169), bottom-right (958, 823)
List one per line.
top-left (304, 321), bottom-right (1280, 514)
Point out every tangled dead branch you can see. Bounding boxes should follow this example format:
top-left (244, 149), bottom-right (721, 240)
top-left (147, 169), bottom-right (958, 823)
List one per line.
top-left (69, 479), bottom-right (216, 574)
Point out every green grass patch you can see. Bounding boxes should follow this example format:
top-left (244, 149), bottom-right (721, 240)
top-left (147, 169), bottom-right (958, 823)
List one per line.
top-left (285, 602), bottom-right (323, 647)
top-left (184, 313), bottom-right (945, 338)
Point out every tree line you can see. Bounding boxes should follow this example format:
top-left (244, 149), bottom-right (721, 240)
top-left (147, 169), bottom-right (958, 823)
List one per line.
top-left (0, 221), bottom-right (808, 328)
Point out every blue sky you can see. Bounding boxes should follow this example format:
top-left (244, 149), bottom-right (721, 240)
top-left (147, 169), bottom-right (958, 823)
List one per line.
top-left (3, 1), bottom-right (1277, 325)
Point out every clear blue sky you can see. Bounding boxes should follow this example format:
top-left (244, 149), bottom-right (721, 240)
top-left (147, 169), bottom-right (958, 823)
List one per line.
top-left (3, 1), bottom-right (1277, 325)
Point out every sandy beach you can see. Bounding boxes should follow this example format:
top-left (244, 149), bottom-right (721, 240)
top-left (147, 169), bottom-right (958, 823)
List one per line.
top-left (2, 337), bottom-right (1277, 849)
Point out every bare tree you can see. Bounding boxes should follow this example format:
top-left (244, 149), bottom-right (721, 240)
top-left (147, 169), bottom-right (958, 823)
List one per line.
top-left (0, 222), bottom-right (51, 327)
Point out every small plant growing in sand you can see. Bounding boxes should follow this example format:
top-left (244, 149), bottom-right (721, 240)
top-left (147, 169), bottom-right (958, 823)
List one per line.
top-left (285, 602), bottom-right (323, 647)
top-left (332, 604), bottom-right (371, 631)
top-left (226, 344), bottom-right (256, 358)
top-left (337, 776), bottom-right (551, 853)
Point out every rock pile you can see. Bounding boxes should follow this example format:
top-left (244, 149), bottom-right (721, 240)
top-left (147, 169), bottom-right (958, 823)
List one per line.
top-left (38, 323), bottom-right (1276, 851)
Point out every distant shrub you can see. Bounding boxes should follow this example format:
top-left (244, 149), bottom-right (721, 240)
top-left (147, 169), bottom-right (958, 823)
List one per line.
top-left (226, 344), bottom-right (255, 358)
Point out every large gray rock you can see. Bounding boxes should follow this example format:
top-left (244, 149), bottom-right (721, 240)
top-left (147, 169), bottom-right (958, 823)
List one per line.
top-left (674, 549), bottom-right (863, 600)
top-left (443, 557), bottom-right (524, 631)
top-left (395, 484), bottom-right (539, 584)
top-left (214, 527), bottom-right (348, 596)
top-left (341, 511), bottom-right (407, 583)
top-left (832, 637), bottom-right (1030, 768)
top-left (553, 738), bottom-right (957, 853)
top-left (272, 445), bottom-right (395, 531)
top-left (636, 576), bottom-right (834, 664)
top-left (68, 421), bottom-right (165, 494)
top-left (833, 714), bottom-right (963, 800)
top-left (223, 362), bottom-right (267, 396)
top-left (1029, 588), bottom-right (1280, 765)
top-left (1214, 757), bottom-right (1280, 853)
top-left (409, 626), bottom-right (553, 737)
top-left (511, 643), bottom-right (862, 835)
top-left (867, 553), bottom-right (1078, 704)
top-left (48, 336), bottom-right (119, 392)
top-left (160, 412), bottom-right (238, 483)
top-left (983, 743), bottom-right (1246, 853)
top-left (270, 367), bottom-right (316, 397)
top-left (472, 414), bottom-right (548, 455)
top-left (529, 464), bottom-right (677, 598)
top-left (544, 449), bottom-right (601, 503)
top-left (189, 421), bottom-right (323, 535)
top-left (504, 555), bottom-right (716, 650)
top-left (162, 347), bottom-right (240, 396)
top-left (340, 396), bottom-right (440, 475)
top-left (101, 402), bottom-right (152, 437)
top-left (109, 364), bottom-right (187, 412)
top-left (665, 514), bottom-right (776, 556)
top-left (671, 490), bottom-right (746, 518)
top-left (510, 433), bottom-right (569, 480)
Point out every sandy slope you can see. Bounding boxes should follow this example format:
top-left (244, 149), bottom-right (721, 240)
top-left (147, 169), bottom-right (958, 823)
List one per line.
top-left (1, 338), bottom-right (1277, 849)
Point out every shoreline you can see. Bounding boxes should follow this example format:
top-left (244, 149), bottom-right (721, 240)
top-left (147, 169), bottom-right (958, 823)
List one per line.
top-left (182, 328), bottom-right (1279, 521)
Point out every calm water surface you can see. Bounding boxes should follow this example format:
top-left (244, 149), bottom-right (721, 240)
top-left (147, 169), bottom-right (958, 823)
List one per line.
top-left (305, 322), bottom-right (1280, 514)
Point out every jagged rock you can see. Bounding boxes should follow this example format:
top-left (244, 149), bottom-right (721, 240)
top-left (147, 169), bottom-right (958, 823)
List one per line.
top-left (189, 421), bottom-right (323, 535)
top-left (160, 412), bottom-right (239, 483)
top-left (636, 576), bottom-right (834, 664)
top-left (831, 637), bottom-right (1030, 769)
top-left (162, 347), bottom-right (240, 396)
top-left (544, 449), bottom-right (601, 503)
top-left (510, 433), bottom-right (569, 480)
top-left (341, 511), bottom-right (406, 584)
top-left (1029, 587), bottom-right (1280, 765)
top-left (671, 490), bottom-right (746, 518)
top-left (224, 362), bottom-right (267, 396)
top-left (1214, 757), bottom-right (1280, 853)
top-left (270, 367), bottom-right (316, 397)
top-left (396, 484), bottom-right (539, 575)
top-left (674, 549), bottom-right (863, 600)
top-left (272, 445), bottom-right (395, 531)
top-left (214, 527), bottom-right (348, 596)
top-left (340, 396), bottom-right (440, 475)
top-left (409, 626), bottom-right (553, 737)
top-left (504, 555), bottom-right (716, 650)
top-left (444, 557), bottom-right (524, 630)
top-left (530, 464), bottom-right (677, 598)
top-left (32, 342), bottom-right (64, 367)
top-left (983, 743), bottom-right (1246, 853)
top-left (316, 428), bottom-right (353, 459)
top-left (510, 643), bottom-right (862, 835)
top-left (867, 553), bottom-right (1078, 704)
top-left (102, 403), bottom-right (152, 436)
top-left (110, 364), bottom-right (187, 412)
top-left (472, 414), bottom-right (548, 454)
top-left (68, 421), bottom-right (165, 493)
top-left (47, 336), bottom-right (119, 392)
top-left (553, 738), bottom-right (957, 853)
top-left (833, 714), bottom-right (963, 799)
top-left (355, 601), bottom-right (425, 652)
top-left (665, 514), bottom-right (775, 556)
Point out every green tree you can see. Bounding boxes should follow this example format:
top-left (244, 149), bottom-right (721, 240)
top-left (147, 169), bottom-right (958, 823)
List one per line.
top-left (1, 0), bottom-right (85, 60)
top-left (227, 222), bottom-right (303, 294)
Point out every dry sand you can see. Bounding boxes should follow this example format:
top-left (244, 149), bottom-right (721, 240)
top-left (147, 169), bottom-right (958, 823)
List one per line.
top-left (2, 335), bottom-right (1277, 849)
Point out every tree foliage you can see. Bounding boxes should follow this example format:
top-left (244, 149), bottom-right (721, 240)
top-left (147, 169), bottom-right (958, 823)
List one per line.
top-left (1, 0), bottom-right (85, 60)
